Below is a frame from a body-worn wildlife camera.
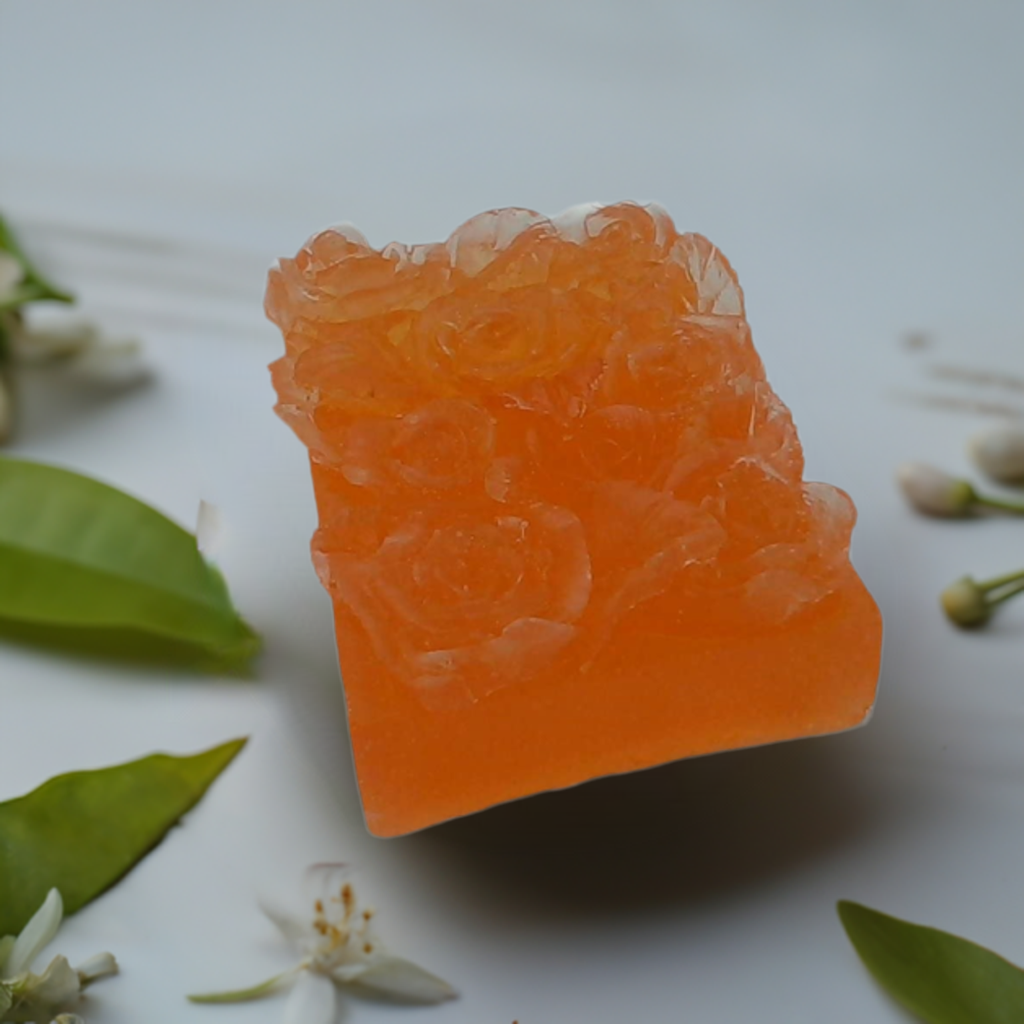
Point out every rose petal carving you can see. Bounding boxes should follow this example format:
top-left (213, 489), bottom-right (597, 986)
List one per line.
top-left (322, 503), bottom-right (592, 705)
top-left (267, 203), bottom-right (862, 705)
top-left (338, 399), bottom-right (496, 492)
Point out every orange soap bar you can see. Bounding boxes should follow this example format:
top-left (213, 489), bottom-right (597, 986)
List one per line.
top-left (266, 202), bottom-right (882, 837)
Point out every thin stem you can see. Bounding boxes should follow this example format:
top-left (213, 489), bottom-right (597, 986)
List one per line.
top-left (977, 568), bottom-right (1024, 593)
top-left (975, 494), bottom-right (1024, 515)
top-left (987, 579), bottom-right (1024, 608)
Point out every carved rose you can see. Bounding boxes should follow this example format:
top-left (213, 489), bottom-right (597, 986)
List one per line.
top-left (269, 226), bottom-right (453, 330)
top-left (321, 503), bottom-right (592, 705)
top-left (569, 405), bottom-right (682, 487)
top-left (413, 286), bottom-right (598, 390)
top-left (270, 205), bottom-right (850, 683)
top-left (585, 481), bottom-right (727, 626)
top-left (337, 398), bottom-right (495, 492)
top-left (740, 482), bottom-right (857, 622)
top-left (285, 321), bottom-right (421, 426)
top-left (600, 317), bottom-right (760, 412)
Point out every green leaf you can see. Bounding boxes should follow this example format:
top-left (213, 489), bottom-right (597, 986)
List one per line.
top-left (0, 213), bottom-right (74, 311)
top-left (0, 456), bottom-right (260, 671)
top-left (837, 900), bottom-right (1024, 1024)
top-left (0, 738), bottom-right (246, 935)
top-left (0, 318), bottom-right (13, 445)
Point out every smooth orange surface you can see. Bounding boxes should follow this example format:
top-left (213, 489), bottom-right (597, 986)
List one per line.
top-left (267, 202), bottom-right (883, 837)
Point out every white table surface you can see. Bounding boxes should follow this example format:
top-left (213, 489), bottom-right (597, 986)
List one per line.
top-left (2, 2), bottom-right (1024, 1021)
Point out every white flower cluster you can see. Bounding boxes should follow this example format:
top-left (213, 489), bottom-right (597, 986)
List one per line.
top-left (1, 226), bottom-right (149, 442)
top-left (0, 890), bottom-right (118, 1024)
top-left (9, 314), bottom-right (148, 389)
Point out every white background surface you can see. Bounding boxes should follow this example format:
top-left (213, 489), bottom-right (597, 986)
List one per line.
top-left (2, 2), bottom-right (1024, 1021)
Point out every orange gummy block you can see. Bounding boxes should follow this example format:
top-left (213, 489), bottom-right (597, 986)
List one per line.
top-left (267, 202), bottom-right (882, 837)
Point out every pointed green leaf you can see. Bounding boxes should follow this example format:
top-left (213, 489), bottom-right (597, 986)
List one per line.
top-left (0, 456), bottom-right (260, 671)
top-left (838, 900), bottom-right (1024, 1024)
top-left (0, 739), bottom-right (246, 935)
top-left (0, 213), bottom-right (74, 311)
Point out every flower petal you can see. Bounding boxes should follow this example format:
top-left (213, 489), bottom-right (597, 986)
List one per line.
top-left (348, 955), bottom-right (458, 1004)
top-left (188, 966), bottom-right (299, 1004)
top-left (970, 425), bottom-right (1024, 483)
top-left (896, 462), bottom-right (975, 517)
top-left (68, 337), bottom-right (149, 388)
top-left (331, 961), bottom-right (372, 983)
top-left (259, 899), bottom-right (316, 945)
top-left (6, 888), bottom-right (63, 977)
top-left (12, 954), bottom-right (81, 1015)
top-left (13, 317), bottom-right (98, 361)
top-left (267, 862), bottom-right (359, 943)
top-left (284, 970), bottom-right (336, 1024)
top-left (74, 951), bottom-right (119, 988)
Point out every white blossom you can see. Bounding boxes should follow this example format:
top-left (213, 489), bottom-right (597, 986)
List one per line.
top-left (896, 462), bottom-right (977, 517)
top-left (13, 315), bottom-right (149, 389)
top-left (0, 889), bottom-right (118, 1023)
top-left (10, 316), bottom-right (96, 362)
top-left (189, 865), bottom-right (457, 1024)
top-left (969, 425), bottom-right (1024, 483)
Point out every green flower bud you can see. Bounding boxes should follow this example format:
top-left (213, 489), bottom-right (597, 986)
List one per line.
top-left (940, 577), bottom-right (991, 627)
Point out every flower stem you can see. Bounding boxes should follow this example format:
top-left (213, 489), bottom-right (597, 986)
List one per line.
top-left (987, 578), bottom-right (1024, 607)
top-left (974, 494), bottom-right (1024, 515)
top-left (976, 568), bottom-right (1024, 593)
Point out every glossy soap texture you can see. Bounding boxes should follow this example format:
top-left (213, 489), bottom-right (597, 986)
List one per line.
top-left (266, 202), bottom-right (883, 837)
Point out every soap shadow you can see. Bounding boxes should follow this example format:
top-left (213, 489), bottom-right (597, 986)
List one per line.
top-left (412, 734), bottom-right (879, 919)
top-left (261, 609), bottom-right (366, 825)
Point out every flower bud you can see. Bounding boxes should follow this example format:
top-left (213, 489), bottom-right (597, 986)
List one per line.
top-left (11, 316), bottom-right (98, 362)
top-left (896, 463), bottom-right (977, 517)
top-left (969, 425), bottom-right (1024, 483)
top-left (75, 950), bottom-right (119, 988)
top-left (940, 576), bottom-right (991, 626)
